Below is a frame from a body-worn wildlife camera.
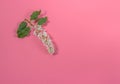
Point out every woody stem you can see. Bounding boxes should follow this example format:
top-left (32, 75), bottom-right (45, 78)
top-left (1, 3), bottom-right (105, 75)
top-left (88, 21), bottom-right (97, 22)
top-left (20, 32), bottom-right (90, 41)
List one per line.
top-left (24, 19), bottom-right (34, 27)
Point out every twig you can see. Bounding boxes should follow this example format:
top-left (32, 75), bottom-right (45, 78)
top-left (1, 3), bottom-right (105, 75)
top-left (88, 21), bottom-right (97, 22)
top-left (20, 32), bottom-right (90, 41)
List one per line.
top-left (24, 18), bottom-right (34, 27)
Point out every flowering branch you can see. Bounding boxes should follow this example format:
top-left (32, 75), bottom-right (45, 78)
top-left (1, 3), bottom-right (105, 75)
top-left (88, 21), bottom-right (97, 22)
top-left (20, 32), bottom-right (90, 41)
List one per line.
top-left (17, 10), bottom-right (55, 55)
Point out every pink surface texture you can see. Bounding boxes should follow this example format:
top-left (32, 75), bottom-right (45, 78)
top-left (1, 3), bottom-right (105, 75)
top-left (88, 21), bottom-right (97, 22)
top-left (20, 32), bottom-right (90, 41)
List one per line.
top-left (0, 0), bottom-right (120, 84)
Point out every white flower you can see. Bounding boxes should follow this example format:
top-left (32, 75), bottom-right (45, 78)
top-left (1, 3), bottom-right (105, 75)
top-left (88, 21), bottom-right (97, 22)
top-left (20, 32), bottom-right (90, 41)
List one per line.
top-left (38, 32), bottom-right (42, 37)
top-left (38, 26), bottom-right (42, 30)
top-left (33, 25), bottom-right (55, 54)
top-left (43, 31), bottom-right (47, 37)
top-left (47, 46), bottom-right (55, 54)
top-left (33, 30), bottom-right (38, 36)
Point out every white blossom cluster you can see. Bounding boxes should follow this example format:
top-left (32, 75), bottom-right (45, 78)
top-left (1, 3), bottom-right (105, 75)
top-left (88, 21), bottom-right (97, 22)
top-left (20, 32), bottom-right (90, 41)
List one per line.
top-left (33, 25), bottom-right (55, 55)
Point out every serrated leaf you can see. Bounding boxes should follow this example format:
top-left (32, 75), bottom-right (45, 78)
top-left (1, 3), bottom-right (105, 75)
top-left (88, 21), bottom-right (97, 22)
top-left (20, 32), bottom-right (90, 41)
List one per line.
top-left (17, 21), bottom-right (27, 33)
top-left (30, 10), bottom-right (41, 20)
top-left (17, 22), bottom-right (31, 38)
top-left (17, 27), bottom-right (30, 38)
top-left (38, 17), bottom-right (47, 25)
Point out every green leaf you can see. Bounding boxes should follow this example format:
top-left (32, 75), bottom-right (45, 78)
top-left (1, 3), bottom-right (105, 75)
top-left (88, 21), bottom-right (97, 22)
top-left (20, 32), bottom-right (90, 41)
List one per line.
top-left (17, 21), bottom-right (27, 33)
top-left (17, 22), bottom-right (31, 38)
top-left (30, 10), bottom-right (41, 20)
top-left (38, 17), bottom-right (48, 25)
top-left (17, 27), bottom-right (31, 38)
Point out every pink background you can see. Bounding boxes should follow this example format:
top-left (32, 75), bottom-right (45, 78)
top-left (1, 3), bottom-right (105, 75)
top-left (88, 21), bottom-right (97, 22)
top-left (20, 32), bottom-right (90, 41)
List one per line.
top-left (0, 0), bottom-right (120, 84)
